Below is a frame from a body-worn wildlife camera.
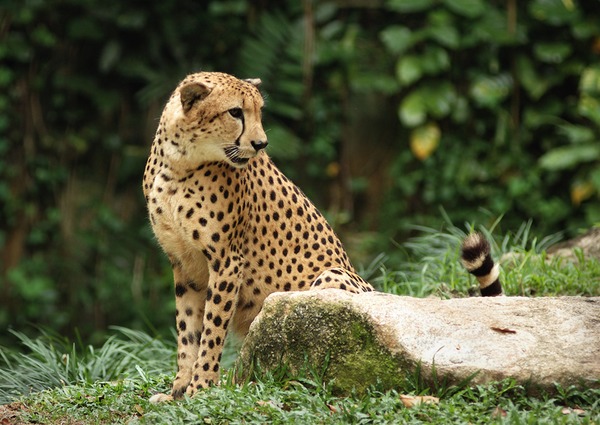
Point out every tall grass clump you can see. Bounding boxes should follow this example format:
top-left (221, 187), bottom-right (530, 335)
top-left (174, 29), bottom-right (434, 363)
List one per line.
top-left (0, 327), bottom-right (175, 403)
top-left (367, 218), bottom-right (598, 298)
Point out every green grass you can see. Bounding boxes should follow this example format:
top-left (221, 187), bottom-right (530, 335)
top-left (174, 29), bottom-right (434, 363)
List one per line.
top-left (6, 366), bottom-right (600, 424)
top-left (1, 225), bottom-right (599, 424)
top-left (0, 327), bottom-right (175, 403)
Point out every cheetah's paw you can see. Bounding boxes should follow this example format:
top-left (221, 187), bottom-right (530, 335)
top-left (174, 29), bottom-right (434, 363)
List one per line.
top-left (149, 393), bottom-right (174, 403)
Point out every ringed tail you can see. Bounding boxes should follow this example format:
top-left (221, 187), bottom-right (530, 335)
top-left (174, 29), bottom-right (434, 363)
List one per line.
top-left (460, 232), bottom-right (503, 297)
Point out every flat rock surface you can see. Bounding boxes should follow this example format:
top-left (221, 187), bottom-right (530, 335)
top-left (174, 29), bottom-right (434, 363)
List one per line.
top-left (548, 227), bottom-right (600, 262)
top-left (239, 290), bottom-right (600, 394)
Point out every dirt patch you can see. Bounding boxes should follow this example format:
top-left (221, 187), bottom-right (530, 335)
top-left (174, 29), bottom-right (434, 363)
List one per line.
top-left (0, 402), bottom-right (27, 425)
top-left (0, 402), bottom-right (88, 425)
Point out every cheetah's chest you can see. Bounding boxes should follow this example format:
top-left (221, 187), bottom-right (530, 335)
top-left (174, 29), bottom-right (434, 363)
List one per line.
top-left (148, 162), bottom-right (246, 274)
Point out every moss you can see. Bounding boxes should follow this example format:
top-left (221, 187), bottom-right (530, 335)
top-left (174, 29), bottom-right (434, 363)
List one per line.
top-left (326, 320), bottom-right (406, 394)
top-left (236, 294), bottom-right (409, 394)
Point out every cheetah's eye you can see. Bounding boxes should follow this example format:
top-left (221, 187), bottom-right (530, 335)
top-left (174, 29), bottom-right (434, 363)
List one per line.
top-left (228, 108), bottom-right (243, 119)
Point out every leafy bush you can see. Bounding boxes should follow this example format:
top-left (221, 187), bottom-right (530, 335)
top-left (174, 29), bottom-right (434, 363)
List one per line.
top-left (377, 0), bottom-right (600, 239)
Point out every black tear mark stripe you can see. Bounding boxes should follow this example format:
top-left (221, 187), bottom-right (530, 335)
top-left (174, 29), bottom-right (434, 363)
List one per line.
top-left (234, 113), bottom-right (245, 147)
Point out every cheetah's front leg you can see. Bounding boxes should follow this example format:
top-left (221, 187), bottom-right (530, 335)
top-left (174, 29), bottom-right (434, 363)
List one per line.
top-left (170, 266), bottom-right (208, 399)
top-left (185, 254), bottom-right (241, 397)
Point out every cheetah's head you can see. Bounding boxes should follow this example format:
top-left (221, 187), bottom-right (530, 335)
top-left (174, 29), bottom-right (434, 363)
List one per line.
top-left (158, 72), bottom-right (268, 169)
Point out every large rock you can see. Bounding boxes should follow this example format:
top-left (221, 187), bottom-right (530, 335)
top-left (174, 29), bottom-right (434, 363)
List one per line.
top-left (548, 227), bottom-right (600, 262)
top-left (237, 290), bottom-right (600, 394)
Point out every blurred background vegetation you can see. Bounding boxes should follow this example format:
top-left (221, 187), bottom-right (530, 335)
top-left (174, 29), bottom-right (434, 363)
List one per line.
top-left (1, 0), bottom-right (599, 344)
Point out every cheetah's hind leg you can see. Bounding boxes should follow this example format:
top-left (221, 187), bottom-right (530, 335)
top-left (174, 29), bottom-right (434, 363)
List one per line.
top-left (310, 267), bottom-right (374, 294)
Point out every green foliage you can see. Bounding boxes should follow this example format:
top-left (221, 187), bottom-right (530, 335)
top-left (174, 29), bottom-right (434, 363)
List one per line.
top-left (1, 0), bottom-right (599, 344)
top-left (378, 0), bottom-right (600, 237)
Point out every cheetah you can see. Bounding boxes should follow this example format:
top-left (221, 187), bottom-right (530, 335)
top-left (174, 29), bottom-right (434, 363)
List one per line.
top-left (143, 72), bottom-right (375, 401)
top-left (143, 72), bottom-right (503, 401)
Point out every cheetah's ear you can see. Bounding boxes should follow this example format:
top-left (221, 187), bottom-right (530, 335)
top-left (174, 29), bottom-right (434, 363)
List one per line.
top-left (180, 83), bottom-right (212, 113)
top-left (244, 78), bottom-right (262, 87)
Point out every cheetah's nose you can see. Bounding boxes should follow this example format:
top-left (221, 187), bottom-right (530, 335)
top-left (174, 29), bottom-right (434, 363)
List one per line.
top-left (251, 140), bottom-right (268, 152)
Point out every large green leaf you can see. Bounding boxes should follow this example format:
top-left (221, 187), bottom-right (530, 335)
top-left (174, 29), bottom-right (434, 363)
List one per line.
top-left (395, 55), bottom-right (422, 86)
top-left (558, 124), bottom-right (595, 144)
top-left (529, 0), bottom-right (579, 26)
top-left (578, 95), bottom-right (600, 126)
top-left (572, 17), bottom-right (600, 39)
top-left (591, 168), bottom-right (600, 190)
top-left (443, 0), bottom-right (485, 18)
top-left (523, 99), bottom-right (563, 129)
top-left (451, 96), bottom-right (469, 123)
top-left (394, 46), bottom-right (450, 86)
top-left (580, 66), bottom-right (600, 94)
top-left (386, 0), bottom-right (434, 13)
top-left (99, 40), bottom-right (121, 73)
top-left (539, 144), bottom-right (600, 170)
top-left (428, 24), bottom-right (460, 49)
top-left (422, 81), bottom-right (456, 118)
top-left (397, 81), bottom-right (456, 125)
top-left (399, 90), bottom-right (427, 127)
top-left (420, 46), bottom-right (450, 75)
top-left (31, 25), bottom-right (57, 47)
top-left (470, 74), bottom-right (513, 108)
top-left (515, 55), bottom-right (549, 100)
top-left (578, 64), bottom-right (600, 124)
top-left (467, 7), bottom-right (523, 45)
top-left (533, 42), bottom-right (572, 64)
top-left (380, 26), bottom-right (414, 55)
top-left (427, 10), bottom-right (460, 49)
